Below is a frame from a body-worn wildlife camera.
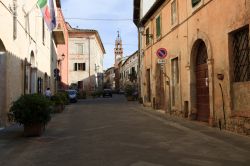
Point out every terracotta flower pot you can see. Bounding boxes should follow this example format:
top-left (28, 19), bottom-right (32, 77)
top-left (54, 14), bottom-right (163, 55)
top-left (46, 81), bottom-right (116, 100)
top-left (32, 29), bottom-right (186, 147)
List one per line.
top-left (24, 123), bottom-right (45, 137)
top-left (54, 104), bottom-right (64, 113)
top-left (126, 96), bottom-right (134, 101)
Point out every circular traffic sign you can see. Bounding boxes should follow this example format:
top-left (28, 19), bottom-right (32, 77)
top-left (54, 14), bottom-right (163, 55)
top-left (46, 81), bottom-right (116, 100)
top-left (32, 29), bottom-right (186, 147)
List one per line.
top-left (156, 48), bottom-right (167, 59)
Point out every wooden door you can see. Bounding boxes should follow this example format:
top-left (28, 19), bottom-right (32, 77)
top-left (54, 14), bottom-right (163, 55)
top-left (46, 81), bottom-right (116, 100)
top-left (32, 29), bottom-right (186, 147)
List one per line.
top-left (196, 42), bottom-right (210, 122)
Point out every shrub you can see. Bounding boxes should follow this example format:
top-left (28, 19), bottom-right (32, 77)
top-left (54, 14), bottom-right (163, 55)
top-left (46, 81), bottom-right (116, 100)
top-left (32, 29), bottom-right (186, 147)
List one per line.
top-left (78, 90), bottom-right (87, 99)
top-left (124, 84), bottom-right (135, 97)
top-left (51, 93), bottom-right (64, 106)
top-left (9, 94), bottom-right (52, 125)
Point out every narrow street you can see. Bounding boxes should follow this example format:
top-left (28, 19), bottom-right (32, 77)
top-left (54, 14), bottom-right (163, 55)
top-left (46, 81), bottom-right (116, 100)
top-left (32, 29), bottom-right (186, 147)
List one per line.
top-left (0, 95), bottom-right (250, 166)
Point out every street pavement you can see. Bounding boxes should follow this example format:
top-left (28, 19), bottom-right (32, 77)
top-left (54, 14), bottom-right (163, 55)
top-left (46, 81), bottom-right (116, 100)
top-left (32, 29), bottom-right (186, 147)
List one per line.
top-left (0, 95), bottom-right (250, 166)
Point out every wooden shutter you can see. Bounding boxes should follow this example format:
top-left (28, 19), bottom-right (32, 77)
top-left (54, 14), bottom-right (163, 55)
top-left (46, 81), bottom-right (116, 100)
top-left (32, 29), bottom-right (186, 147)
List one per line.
top-left (156, 16), bottom-right (161, 37)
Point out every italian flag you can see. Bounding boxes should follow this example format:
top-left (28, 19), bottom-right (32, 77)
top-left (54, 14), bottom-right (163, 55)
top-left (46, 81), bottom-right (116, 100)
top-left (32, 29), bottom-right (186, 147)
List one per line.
top-left (37, 0), bottom-right (56, 31)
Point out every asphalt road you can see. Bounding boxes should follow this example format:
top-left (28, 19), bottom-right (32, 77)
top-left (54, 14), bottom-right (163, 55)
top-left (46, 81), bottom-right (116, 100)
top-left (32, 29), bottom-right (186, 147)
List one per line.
top-left (0, 95), bottom-right (250, 166)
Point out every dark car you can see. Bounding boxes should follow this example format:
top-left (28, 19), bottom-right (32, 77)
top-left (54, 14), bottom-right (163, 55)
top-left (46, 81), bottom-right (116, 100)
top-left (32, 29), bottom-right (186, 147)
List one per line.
top-left (103, 89), bottom-right (112, 98)
top-left (66, 90), bottom-right (78, 103)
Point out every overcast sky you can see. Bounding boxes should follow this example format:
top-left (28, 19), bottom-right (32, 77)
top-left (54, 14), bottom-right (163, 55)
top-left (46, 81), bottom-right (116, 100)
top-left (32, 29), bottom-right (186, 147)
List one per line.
top-left (60, 0), bottom-right (138, 70)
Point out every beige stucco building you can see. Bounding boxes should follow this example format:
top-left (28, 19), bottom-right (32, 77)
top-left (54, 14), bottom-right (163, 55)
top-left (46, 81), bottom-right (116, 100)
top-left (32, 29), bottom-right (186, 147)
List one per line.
top-left (0, 0), bottom-right (59, 127)
top-left (134, 0), bottom-right (250, 134)
top-left (67, 25), bottom-right (105, 91)
top-left (119, 51), bottom-right (139, 91)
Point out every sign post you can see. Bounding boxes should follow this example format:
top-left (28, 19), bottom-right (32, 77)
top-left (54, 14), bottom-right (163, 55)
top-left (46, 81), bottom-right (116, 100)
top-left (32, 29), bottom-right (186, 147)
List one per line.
top-left (156, 48), bottom-right (167, 70)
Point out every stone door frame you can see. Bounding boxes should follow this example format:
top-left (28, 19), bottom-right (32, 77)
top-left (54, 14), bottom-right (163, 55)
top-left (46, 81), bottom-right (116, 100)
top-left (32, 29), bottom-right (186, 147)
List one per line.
top-left (188, 32), bottom-right (215, 125)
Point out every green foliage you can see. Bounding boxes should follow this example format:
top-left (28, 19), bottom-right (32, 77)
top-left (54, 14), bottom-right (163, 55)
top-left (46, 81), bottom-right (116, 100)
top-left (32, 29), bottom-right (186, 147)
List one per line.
top-left (9, 94), bottom-right (52, 125)
top-left (51, 93), bottom-right (64, 106)
top-left (57, 91), bottom-right (69, 105)
top-left (91, 90), bottom-right (103, 98)
top-left (124, 84), bottom-right (135, 97)
top-left (78, 90), bottom-right (87, 99)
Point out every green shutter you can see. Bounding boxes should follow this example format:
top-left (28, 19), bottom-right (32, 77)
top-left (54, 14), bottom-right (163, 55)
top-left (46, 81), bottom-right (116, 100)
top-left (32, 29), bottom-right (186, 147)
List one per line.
top-left (192, 0), bottom-right (201, 7)
top-left (146, 28), bottom-right (150, 45)
top-left (156, 16), bottom-right (161, 37)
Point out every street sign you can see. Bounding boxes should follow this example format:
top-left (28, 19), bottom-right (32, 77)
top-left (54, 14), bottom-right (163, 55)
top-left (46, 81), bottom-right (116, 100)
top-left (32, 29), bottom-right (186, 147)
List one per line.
top-left (157, 59), bottom-right (166, 64)
top-left (156, 48), bottom-right (167, 59)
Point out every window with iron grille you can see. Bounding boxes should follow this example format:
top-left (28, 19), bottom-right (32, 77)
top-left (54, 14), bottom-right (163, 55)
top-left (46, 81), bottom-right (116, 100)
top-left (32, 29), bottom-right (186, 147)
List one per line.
top-left (232, 26), bottom-right (250, 82)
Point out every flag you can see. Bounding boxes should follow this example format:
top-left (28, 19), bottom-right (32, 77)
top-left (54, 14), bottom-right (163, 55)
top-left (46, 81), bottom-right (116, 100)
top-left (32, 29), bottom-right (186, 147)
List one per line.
top-left (37, 0), bottom-right (56, 31)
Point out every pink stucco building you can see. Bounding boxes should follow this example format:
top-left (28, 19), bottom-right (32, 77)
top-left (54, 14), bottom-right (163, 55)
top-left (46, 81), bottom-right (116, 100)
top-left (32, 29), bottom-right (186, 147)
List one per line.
top-left (55, 0), bottom-right (68, 89)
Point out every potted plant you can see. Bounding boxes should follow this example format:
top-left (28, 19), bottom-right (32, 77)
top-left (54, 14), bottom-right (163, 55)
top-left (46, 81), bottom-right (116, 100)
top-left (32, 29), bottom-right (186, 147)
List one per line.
top-left (51, 93), bottom-right (65, 113)
top-left (9, 94), bottom-right (52, 137)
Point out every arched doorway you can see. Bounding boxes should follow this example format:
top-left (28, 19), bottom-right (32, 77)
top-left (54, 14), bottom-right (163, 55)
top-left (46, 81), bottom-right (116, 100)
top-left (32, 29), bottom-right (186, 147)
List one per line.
top-left (195, 40), bottom-right (210, 122)
top-left (0, 39), bottom-right (7, 126)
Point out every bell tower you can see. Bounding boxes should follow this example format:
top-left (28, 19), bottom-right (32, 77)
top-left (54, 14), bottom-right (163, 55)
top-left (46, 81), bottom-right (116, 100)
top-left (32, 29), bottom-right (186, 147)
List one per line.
top-left (114, 31), bottom-right (123, 67)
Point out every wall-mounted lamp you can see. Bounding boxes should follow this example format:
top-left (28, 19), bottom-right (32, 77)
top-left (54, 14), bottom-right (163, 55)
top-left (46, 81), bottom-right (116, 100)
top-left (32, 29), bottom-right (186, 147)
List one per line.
top-left (217, 73), bottom-right (224, 80)
top-left (138, 26), bottom-right (153, 38)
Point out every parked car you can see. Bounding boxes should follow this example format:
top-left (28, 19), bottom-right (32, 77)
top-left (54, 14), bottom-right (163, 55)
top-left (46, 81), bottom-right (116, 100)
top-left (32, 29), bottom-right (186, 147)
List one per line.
top-left (66, 90), bottom-right (78, 103)
top-left (103, 89), bottom-right (112, 98)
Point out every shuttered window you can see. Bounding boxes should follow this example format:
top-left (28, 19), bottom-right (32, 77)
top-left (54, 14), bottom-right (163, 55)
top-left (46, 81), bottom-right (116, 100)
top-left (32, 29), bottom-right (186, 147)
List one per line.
top-left (78, 63), bottom-right (86, 71)
top-left (192, 0), bottom-right (201, 7)
top-left (146, 28), bottom-right (150, 45)
top-left (156, 16), bottom-right (161, 38)
top-left (74, 63), bottom-right (77, 71)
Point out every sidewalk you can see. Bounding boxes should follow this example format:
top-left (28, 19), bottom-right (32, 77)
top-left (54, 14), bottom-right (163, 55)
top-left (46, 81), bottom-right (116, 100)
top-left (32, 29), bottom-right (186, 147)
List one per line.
top-left (134, 103), bottom-right (250, 144)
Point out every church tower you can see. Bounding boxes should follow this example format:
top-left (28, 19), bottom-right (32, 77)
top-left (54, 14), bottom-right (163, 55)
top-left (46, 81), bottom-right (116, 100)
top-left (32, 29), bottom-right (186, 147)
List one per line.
top-left (114, 31), bottom-right (123, 68)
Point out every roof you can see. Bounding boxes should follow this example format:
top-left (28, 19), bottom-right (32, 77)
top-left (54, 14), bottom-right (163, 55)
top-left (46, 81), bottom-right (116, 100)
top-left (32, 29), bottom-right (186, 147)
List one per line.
top-left (56, 0), bottom-right (61, 8)
top-left (133, 0), bottom-right (166, 26)
top-left (67, 24), bottom-right (106, 54)
top-left (122, 51), bottom-right (138, 67)
top-left (105, 67), bottom-right (115, 73)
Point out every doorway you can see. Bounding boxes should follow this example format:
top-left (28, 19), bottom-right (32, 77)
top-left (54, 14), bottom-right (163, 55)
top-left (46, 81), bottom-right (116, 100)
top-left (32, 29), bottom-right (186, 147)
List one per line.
top-left (195, 41), bottom-right (210, 122)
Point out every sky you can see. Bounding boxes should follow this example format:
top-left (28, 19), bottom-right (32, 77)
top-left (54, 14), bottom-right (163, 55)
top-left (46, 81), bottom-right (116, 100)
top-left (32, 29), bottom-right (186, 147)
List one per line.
top-left (60, 0), bottom-right (138, 70)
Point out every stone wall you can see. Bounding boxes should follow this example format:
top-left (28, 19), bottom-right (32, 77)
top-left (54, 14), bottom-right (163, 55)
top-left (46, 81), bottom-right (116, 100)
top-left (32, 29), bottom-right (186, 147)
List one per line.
top-left (226, 112), bottom-right (250, 135)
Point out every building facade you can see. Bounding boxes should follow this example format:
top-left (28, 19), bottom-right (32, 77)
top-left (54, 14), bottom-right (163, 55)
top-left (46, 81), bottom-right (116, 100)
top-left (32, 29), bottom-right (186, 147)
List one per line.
top-left (67, 25), bottom-right (105, 91)
top-left (120, 51), bottom-right (139, 91)
top-left (134, 0), bottom-right (250, 134)
top-left (104, 67), bottom-right (116, 90)
top-left (0, 0), bottom-right (59, 127)
top-left (54, 0), bottom-right (68, 90)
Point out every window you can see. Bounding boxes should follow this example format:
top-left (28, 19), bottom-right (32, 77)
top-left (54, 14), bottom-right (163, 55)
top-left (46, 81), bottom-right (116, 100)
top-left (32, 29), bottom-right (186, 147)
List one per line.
top-left (13, 0), bottom-right (17, 40)
top-left (74, 63), bottom-right (77, 71)
top-left (171, 58), bottom-right (179, 106)
top-left (146, 27), bottom-right (150, 45)
top-left (156, 15), bottom-right (161, 38)
top-left (172, 58), bottom-right (179, 84)
top-left (192, 0), bottom-right (201, 7)
top-left (76, 44), bottom-right (83, 54)
top-left (78, 63), bottom-right (86, 71)
top-left (232, 26), bottom-right (250, 82)
top-left (171, 0), bottom-right (177, 25)
top-left (42, 19), bottom-right (45, 44)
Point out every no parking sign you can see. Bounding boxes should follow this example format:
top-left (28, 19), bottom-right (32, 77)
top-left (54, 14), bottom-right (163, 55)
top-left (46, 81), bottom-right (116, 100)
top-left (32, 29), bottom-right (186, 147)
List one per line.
top-left (156, 48), bottom-right (167, 59)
